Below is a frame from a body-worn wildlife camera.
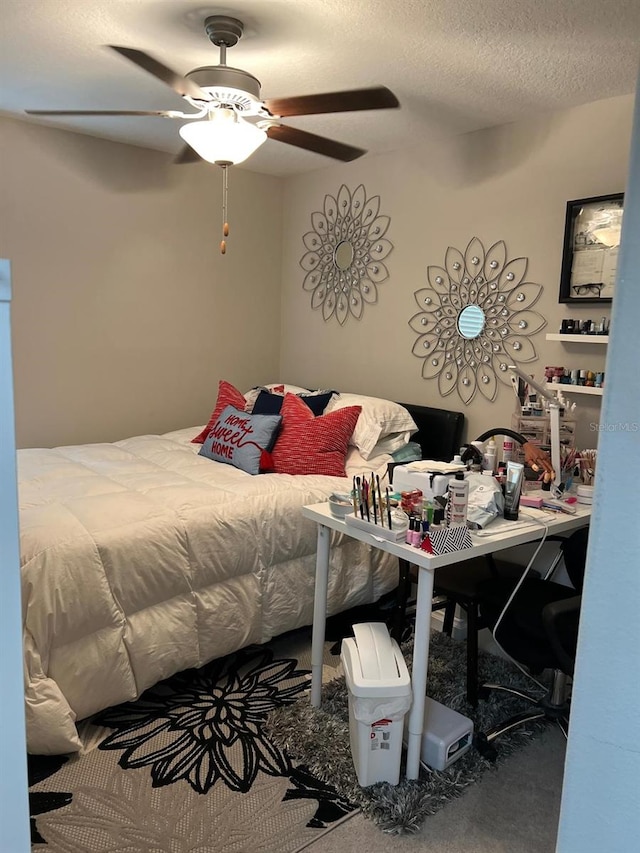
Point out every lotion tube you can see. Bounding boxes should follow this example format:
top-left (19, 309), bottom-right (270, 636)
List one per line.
top-left (503, 461), bottom-right (524, 521)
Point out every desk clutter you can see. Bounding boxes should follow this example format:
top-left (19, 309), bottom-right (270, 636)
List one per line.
top-left (340, 430), bottom-right (596, 554)
top-left (510, 412), bottom-right (577, 469)
top-left (524, 445), bottom-right (596, 492)
top-left (546, 365), bottom-right (604, 388)
top-left (343, 468), bottom-right (474, 554)
top-left (577, 449), bottom-right (597, 487)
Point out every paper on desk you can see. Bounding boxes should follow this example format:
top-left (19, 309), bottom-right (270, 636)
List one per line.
top-left (407, 460), bottom-right (466, 474)
top-left (472, 517), bottom-right (540, 536)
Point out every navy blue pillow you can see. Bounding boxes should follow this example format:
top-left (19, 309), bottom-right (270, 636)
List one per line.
top-left (251, 389), bottom-right (335, 416)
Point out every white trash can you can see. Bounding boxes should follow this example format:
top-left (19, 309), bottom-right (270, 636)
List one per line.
top-left (340, 622), bottom-right (412, 786)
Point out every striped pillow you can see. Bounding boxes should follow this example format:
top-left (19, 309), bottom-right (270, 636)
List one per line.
top-left (271, 393), bottom-right (361, 476)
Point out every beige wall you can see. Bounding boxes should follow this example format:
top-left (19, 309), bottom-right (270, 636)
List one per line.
top-left (0, 117), bottom-right (283, 447)
top-left (1, 94), bottom-right (633, 450)
top-left (279, 94), bottom-right (634, 448)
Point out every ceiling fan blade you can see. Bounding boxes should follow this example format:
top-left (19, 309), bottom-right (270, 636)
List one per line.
top-left (108, 45), bottom-right (211, 102)
top-left (266, 124), bottom-right (365, 162)
top-left (264, 86), bottom-right (399, 118)
top-left (174, 145), bottom-right (202, 165)
top-left (25, 109), bottom-right (177, 117)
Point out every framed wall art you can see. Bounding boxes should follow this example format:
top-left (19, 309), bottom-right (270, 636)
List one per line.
top-left (558, 193), bottom-right (624, 303)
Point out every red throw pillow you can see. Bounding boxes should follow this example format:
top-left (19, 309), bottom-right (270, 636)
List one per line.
top-left (191, 380), bottom-right (247, 444)
top-left (271, 393), bottom-right (361, 476)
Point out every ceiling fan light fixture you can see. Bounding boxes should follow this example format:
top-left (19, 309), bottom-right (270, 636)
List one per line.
top-left (178, 109), bottom-right (266, 165)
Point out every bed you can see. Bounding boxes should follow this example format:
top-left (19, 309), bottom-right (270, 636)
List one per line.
top-left (18, 382), bottom-right (464, 755)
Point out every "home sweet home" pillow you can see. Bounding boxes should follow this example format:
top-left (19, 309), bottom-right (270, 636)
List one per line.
top-left (198, 405), bottom-right (282, 475)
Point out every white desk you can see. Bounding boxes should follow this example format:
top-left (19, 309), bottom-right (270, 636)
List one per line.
top-left (302, 499), bottom-right (591, 780)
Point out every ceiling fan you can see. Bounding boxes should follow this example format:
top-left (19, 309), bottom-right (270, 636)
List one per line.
top-left (25, 15), bottom-right (400, 167)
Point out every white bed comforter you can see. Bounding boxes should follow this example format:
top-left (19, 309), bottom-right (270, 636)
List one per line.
top-left (18, 428), bottom-right (396, 755)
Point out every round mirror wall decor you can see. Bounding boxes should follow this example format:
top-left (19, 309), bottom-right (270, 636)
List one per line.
top-left (299, 184), bottom-right (393, 325)
top-left (408, 237), bottom-right (547, 405)
top-left (457, 304), bottom-right (486, 339)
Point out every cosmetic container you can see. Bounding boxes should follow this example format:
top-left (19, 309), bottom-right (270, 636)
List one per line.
top-left (447, 473), bottom-right (469, 526)
top-left (482, 437), bottom-right (496, 473)
top-left (503, 461), bottom-right (524, 520)
top-left (501, 438), bottom-right (514, 464)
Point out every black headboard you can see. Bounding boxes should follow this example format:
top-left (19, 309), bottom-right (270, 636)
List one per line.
top-left (397, 402), bottom-right (465, 462)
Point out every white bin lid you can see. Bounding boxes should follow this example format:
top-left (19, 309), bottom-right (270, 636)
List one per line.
top-left (341, 622), bottom-right (411, 699)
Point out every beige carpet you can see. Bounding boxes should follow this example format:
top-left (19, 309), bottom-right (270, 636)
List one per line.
top-left (304, 726), bottom-right (566, 852)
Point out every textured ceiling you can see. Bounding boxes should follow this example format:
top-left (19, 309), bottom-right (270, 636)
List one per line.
top-left (1, 0), bottom-right (639, 176)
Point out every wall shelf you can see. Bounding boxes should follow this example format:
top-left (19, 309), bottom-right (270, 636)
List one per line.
top-left (545, 333), bottom-right (608, 343)
top-left (545, 383), bottom-right (603, 396)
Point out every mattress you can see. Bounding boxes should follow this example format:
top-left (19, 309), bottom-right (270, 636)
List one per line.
top-left (18, 428), bottom-right (397, 755)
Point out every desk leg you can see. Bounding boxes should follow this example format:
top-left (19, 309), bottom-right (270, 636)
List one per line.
top-left (310, 524), bottom-right (331, 708)
top-left (405, 567), bottom-right (435, 780)
top-left (391, 558), bottom-right (412, 643)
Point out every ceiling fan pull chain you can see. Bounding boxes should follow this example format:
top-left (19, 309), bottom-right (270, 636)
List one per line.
top-left (220, 164), bottom-right (229, 254)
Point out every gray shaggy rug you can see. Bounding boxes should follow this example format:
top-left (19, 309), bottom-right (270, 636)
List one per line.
top-left (266, 630), bottom-right (550, 835)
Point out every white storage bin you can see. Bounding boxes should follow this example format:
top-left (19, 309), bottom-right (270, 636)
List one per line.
top-left (340, 622), bottom-right (412, 786)
top-left (406, 697), bottom-right (473, 771)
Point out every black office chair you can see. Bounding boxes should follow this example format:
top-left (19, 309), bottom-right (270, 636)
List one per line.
top-left (431, 553), bottom-right (544, 707)
top-left (473, 526), bottom-right (588, 760)
top-left (392, 550), bottom-right (554, 707)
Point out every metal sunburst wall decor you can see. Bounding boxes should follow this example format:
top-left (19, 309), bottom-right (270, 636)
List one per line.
top-left (299, 184), bottom-right (393, 325)
top-left (409, 237), bottom-right (547, 405)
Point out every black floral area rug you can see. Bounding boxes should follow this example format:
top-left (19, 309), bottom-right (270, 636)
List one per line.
top-left (266, 630), bottom-right (550, 835)
top-left (28, 634), bottom-right (355, 853)
top-left (28, 624), bottom-right (549, 850)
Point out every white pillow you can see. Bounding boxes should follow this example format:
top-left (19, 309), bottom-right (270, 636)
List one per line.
top-left (369, 430), bottom-right (415, 457)
top-left (265, 383), bottom-right (311, 394)
top-left (345, 446), bottom-right (393, 480)
top-left (324, 393), bottom-right (417, 460)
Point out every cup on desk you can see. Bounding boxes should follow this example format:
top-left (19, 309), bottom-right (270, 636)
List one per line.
top-left (579, 458), bottom-right (595, 486)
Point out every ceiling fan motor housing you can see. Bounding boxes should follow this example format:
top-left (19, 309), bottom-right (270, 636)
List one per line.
top-left (204, 15), bottom-right (244, 48)
top-left (193, 16), bottom-right (262, 112)
top-left (186, 65), bottom-right (262, 111)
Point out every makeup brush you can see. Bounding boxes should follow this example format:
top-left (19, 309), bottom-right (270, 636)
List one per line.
top-left (376, 475), bottom-right (384, 527)
top-left (363, 479), bottom-right (370, 521)
top-left (371, 472), bottom-right (378, 525)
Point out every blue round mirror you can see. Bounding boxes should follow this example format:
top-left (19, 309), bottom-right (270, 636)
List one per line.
top-left (457, 304), bottom-right (485, 339)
